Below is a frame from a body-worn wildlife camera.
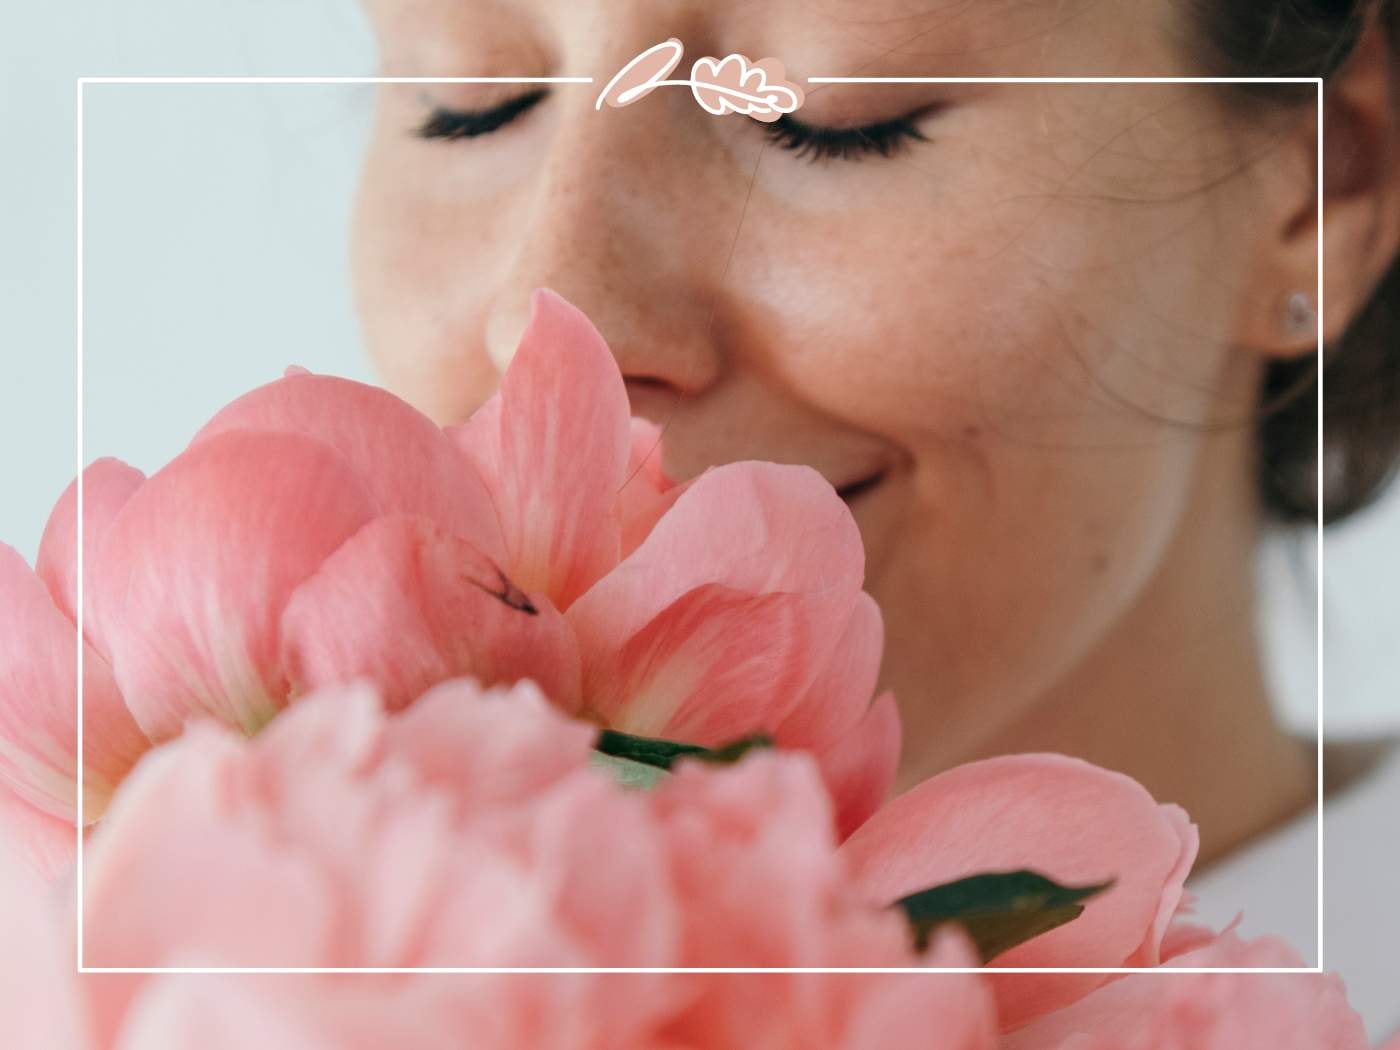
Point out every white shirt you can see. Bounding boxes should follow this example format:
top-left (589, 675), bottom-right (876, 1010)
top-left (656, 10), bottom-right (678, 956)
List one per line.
top-left (1187, 749), bottom-right (1400, 1042)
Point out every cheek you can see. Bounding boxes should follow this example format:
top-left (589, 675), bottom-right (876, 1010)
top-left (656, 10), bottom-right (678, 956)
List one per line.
top-left (726, 172), bottom-right (1234, 723)
top-left (873, 417), bottom-right (1197, 759)
top-left (350, 127), bottom-right (506, 425)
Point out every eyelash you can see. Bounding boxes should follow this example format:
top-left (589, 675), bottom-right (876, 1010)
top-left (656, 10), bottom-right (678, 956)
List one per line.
top-left (415, 89), bottom-right (548, 140)
top-left (414, 90), bottom-right (929, 163)
top-left (759, 113), bottom-right (928, 162)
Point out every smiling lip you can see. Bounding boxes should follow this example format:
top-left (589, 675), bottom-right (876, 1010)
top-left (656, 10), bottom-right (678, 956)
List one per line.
top-left (836, 470), bottom-right (887, 504)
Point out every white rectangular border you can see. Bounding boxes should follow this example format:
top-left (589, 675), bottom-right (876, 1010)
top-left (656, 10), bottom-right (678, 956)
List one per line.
top-left (73, 72), bottom-right (1321, 980)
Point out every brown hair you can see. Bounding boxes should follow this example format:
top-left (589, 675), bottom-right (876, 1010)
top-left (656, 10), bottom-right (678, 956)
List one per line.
top-left (1188, 0), bottom-right (1400, 524)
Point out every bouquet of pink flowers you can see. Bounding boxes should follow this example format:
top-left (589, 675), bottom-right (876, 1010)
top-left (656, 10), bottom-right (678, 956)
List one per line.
top-left (0, 291), bottom-right (1368, 1047)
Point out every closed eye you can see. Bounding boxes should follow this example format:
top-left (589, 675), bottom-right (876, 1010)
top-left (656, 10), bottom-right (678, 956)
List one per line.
top-left (759, 110), bottom-right (931, 163)
top-left (414, 89), bottom-right (548, 141)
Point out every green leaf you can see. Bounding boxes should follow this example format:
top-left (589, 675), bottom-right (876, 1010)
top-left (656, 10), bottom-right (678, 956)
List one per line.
top-left (589, 751), bottom-right (670, 791)
top-left (594, 728), bottom-right (773, 772)
top-left (702, 734), bottom-right (775, 765)
top-left (895, 870), bottom-right (1113, 963)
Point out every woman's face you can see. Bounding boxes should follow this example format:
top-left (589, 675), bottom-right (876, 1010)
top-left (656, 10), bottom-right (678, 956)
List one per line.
top-left (352, 0), bottom-right (1303, 781)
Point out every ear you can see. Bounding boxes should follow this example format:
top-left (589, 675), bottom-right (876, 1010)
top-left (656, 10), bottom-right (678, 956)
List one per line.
top-left (1237, 18), bottom-right (1400, 359)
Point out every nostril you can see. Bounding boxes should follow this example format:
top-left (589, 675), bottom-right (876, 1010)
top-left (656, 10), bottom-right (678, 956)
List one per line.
top-left (623, 375), bottom-right (675, 392)
top-left (837, 471), bottom-right (888, 504)
top-left (623, 374), bottom-right (683, 415)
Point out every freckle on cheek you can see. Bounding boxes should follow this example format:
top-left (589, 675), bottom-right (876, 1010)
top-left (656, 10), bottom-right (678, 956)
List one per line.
top-left (1091, 552), bottom-right (1110, 575)
top-left (961, 425), bottom-right (981, 440)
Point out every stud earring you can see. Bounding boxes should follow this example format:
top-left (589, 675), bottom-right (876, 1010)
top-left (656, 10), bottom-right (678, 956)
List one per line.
top-left (1284, 291), bottom-right (1317, 335)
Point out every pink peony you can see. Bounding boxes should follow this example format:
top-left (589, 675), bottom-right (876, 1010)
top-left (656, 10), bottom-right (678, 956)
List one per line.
top-left (449, 289), bottom-right (900, 837)
top-left (98, 373), bottom-right (577, 736)
top-left (0, 678), bottom-right (1365, 1048)
top-left (0, 374), bottom-right (576, 842)
top-left (0, 288), bottom-right (896, 852)
top-left (81, 677), bottom-right (914, 973)
top-left (61, 678), bottom-right (994, 1046)
top-left (84, 679), bottom-right (649, 970)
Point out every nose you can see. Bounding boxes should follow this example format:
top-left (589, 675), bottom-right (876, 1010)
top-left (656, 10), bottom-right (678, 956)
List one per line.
top-left (482, 81), bottom-right (743, 401)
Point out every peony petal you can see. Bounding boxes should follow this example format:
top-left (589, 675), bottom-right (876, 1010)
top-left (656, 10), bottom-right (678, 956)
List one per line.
top-left (1002, 932), bottom-right (1367, 1050)
top-left (582, 584), bottom-right (818, 743)
top-left (280, 515), bottom-right (582, 714)
top-left (93, 431), bottom-right (380, 742)
top-left (0, 544), bottom-right (147, 822)
top-left (83, 724), bottom-right (336, 969)
top-left (115, 978), bottom-right (333, 1050)
top-left (841, 939), bottom-right (998, 1049)
top-left (0, 785), bottom-right (76, 883)
top-left (239, 684), bottom-right (463, 967)
top-left (1136, 803), bottom-right (1197, 966)
top-left (624, 417), bottom-right (673, 496)
top-left (769, 592), bottom-right (896, 837)
top-left (193, 371), bottom-right (505, 563)
top-left (814, 691), bottom-right (901, 842)
top-left (0, 838), bottom-right (87, 1050)
top-left (617, 417), bottom-right (678, 559)
top-left (449, 386), bottom-right (501, 462)
top-left (651, 752), bottom-right (853, 969)
top-left (620, 480), bottom-right (687, 564)
top-left (450, 288), bottom-right (632, 610)
top-left (36, 456), bottom-right (145, 661)
top-left (450, 773), bottom-right (680, 969)
top-left (116, 973), bottom-right (677, 1050)
top-left (839, 753), bottom-right (1199, 1029)
top-left (674, 968), bottom-right (994, 1050)
top-left (384, 678), bottom-right (598, 811)
top-left (773, 592), bottom-right (884, 751)
top-left (772, 596), bottom-right (901, 845)
top-left (568, 460), bottom-right (866, 702)
top-left (243, 680), bottom-right (386, 790)
top-left (1158, 918), bottom-right (1224, 962)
